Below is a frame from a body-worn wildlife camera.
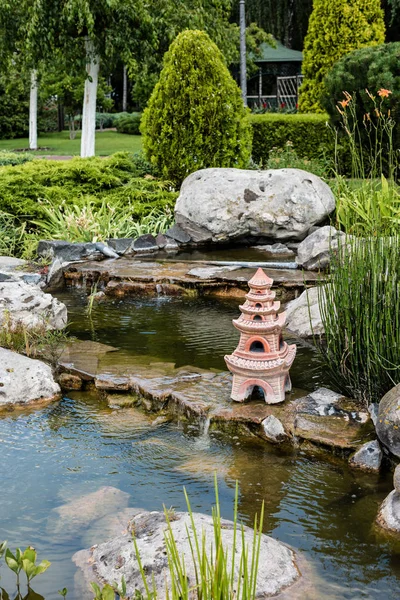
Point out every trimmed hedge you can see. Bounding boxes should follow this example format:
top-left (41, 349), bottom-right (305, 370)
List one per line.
top-left (116, 113), bottom-right (142, 135)
top-left (250, 113), bottom-right (333, 165)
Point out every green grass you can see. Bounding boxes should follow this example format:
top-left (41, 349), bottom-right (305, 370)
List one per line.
top-left (0, 131), bottom-right (142, 156)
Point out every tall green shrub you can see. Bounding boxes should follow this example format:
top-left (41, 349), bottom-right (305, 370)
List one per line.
top-left (141, 30), bottom-right (252, 184)
top-left (299, 0), bottom-right (385, 113)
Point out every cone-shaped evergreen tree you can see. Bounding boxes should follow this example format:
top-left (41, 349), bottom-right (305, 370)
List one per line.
top-left (299, 0), bottom-right (385, 113)
top-left (141, 30), bottom-right (252, 184)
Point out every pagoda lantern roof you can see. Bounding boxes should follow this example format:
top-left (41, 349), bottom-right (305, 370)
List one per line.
top-left (248, 268), bottom-right (273, 289)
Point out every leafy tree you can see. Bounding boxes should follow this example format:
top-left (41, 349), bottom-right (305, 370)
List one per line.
top-left (142, 30), bottom-right (252, 183)
top-left (299, 0), bottom-right (385, 113)
top-left (28, 0), bottom-right (153, 157)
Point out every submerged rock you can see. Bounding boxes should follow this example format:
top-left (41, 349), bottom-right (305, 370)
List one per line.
top-left (0, 348), bottom-right (61, 408)
top-left (0, 279), bottom-right (67, 331)
top-left (174, 167), bottom-right (335, 243)
top-left (296, 226), bottom-right (346, 271)
top-left (376, 384), bottom-right (400, 458)
top-left (377, 466), bottom-right (400, 534)
top-left (285, 286), bottom-right (325, 337)
top-left (349, 440), bottom-right (382, 472)
top-left (48, 486), bottom-right (130, 537)
top-left (73, 510), bottom-right (305, 598)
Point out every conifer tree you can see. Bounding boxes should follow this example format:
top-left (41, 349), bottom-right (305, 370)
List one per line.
top-left (299, 0), bottom-right (385, 113)
top-left (141, 30), bottom-right (252, 184)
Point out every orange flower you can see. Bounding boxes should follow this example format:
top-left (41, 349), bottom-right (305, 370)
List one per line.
top-left (338, 99), bottom-right (350, 108)
top-left (377, 88), bottom-right (392, 98)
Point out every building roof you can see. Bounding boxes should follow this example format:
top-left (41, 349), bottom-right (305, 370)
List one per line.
top-left (253, 40), bottom-right (303, 64)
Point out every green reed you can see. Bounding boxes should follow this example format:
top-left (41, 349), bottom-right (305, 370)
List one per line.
top-left (317, 234), bottom-right (400, 404)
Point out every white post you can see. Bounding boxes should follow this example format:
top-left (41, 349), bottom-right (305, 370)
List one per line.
top-left (122, 65), bottom-right (128, 112)
top-left (239, 0), bottom-right (247, 107)
top-left (29, 69), bottom-right (38, 151)
top-left (81, 38), bottom-right (100, 158)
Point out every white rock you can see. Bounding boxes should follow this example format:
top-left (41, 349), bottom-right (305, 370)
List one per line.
top-left (377, 490), bottom-right (400, 534)
top-left (285, 286), bottom-right (325, 337)
top-left (0, 348), bottom-right (60, 407)
top-left (73, 510), bottom-right (304, 598)
top-left (296, 226), bottom-right (346, 270)
top-left (0, 280), bottom-right (67, 331)
top-left (175, 168), bottom-right (335, 243)
top-left (349, 440), bottom-right (382, 472)
top-left (262, 415), bottom-right (288, 443)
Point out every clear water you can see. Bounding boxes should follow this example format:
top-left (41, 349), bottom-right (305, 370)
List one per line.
top-left (0, 292), bottom-right (398, 600)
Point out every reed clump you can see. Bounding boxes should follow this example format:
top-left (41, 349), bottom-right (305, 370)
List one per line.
top-left (318, 235), bottom-right (400, 404)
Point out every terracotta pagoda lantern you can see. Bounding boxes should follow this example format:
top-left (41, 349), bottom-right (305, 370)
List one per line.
top-left (224, 268), bottom-right (296, 404)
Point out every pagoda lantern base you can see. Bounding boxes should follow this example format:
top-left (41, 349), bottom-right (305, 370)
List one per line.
top-left (224, 268), bottom-right (296, 405)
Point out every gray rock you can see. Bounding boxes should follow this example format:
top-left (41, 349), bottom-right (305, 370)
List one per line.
top-left (394, 465), bottom-right (400, 494)
top-left (296, 226), bottom-right (346, 271)
top-left (0, 256), bottom-right (46, 287)
top-left (368, 403), bottom-right (379, 427)
top-left (45, 258), bottom-right (65, 291)
top-left (37, 240), bottom-right (102, 262)
top-left (252, 243), bottom-right (295, 256)
top-left (155, 233), bottom-right (168, 249)
top-left (0, 348), bottom-right (60, 408)
top-left (107, 238), bottom-right (135, 256)
top-left (349, 440), bottom-right (382, 472)
top-left (165, 237), bottom-right (179, 252)
top-left (95, 242), bottom-right (120, 259)
top-left (21, 273), bottom-right (42, 286)
top-left (297, 387), bottom-right (344, 416)
top-left (175, 168), bottom-right (335, 244)
top-left (262, 415), bottom-right (288, 443)
top-left (132, 234), bottom-right (158, 253)
top-left (73, 510), bottom-right (302, 598)
top-left (165, 224), bottom-right (191, 244)
top-left (0, 280), bottom-right (67, 331)
top-left (285, 286), bottom-right (325, 337)
top-left (376, 384), bottom-right (400, 458)
top-left (0, 256), bottom-right (27, 271)
top-left (377, 490), bottom-right (400, 534)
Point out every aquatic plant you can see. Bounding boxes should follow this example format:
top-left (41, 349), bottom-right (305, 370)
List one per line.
top-left (132, 477), bottom-right (264, 599)
top-left (317, 235), bottom-right (400, 404)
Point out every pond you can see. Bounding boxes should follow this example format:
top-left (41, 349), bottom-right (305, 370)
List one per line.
top-left (0, 292), bottom-right (399, 599)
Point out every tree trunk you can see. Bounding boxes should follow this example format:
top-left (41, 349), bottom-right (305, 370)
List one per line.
top-left (57, 99), bottom-right (65, 132)
top-left (81, 38), bottom-right (100, 158)
top-left (29, 69), bottom-right (38, 151)
top-left (122, 65), bottom-right (128, 112)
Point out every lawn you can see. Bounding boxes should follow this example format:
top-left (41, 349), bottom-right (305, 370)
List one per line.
top-left (0, 131), bottom-right (143, 156)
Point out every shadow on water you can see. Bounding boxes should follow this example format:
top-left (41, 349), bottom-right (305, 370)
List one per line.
top-left (0, 292), bottom-right (399, 599)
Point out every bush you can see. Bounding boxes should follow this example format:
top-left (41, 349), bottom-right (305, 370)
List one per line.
top-left (0, 72), bottom-right (29, 139)
top-left (318, 236), bottom-right (400, 404)
top-left (299, 0), bottom-right (385, 113)
top-left (142, 30), bottom-right (252, 184)
top-left (323, 43), bottom-right (400, 152)
top-left (0, 152), bottom-right (178, 256)
top-left (0, 151), bottom-right (33, 166)
top-left (250, 113), bottom-right (333, 165)
top-left (265, 143), bottom-right (330, 178)
top-left (116, 113), bottom-right (142, 135)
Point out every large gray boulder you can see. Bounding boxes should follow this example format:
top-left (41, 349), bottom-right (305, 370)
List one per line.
top-left (174, 168), bottom-right (335, 243)
top-left (0, 348), bottom-right (60, 408)
top-left (285, 286), bottom-right (325, 337)
top-left (376, 385), bottom-right (400, 458)
top-left (0, 280), bottom-right (67, 331)
top-left (296, 226), bottom-right (346, 271)
top-left (73, 510), bottom-right (305, 598)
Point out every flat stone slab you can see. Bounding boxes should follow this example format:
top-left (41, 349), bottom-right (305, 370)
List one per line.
top-left (64, 258), bottom-right (319, 300)
top-left (59, 341), bottom-right (374, 453)
top-left (73, 510), bottom-right (308, 599)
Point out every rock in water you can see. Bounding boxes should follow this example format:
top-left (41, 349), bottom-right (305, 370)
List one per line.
top-left (376, 384), bottom-right (400, 458)
top-left (174, 168), bottom-right (335, 243)
top-left (48, 486), bottom-right (130, 537)
top-left (262, 415), bottom-right (288, 443)
top-left (296, 226), bottom-right (346, 271)
top-left (0, 280), bottom-right (67, 331)
top-left (73, 510), bottom-right (305, 598)
top-left (377, 466), bottom-right (400, 534)
top-left (0, 348), bottom-right (61, 408)
top-left (285, 286), bottom-right (325, 337)
top-left (349, 440), bottom-right (382, 472)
